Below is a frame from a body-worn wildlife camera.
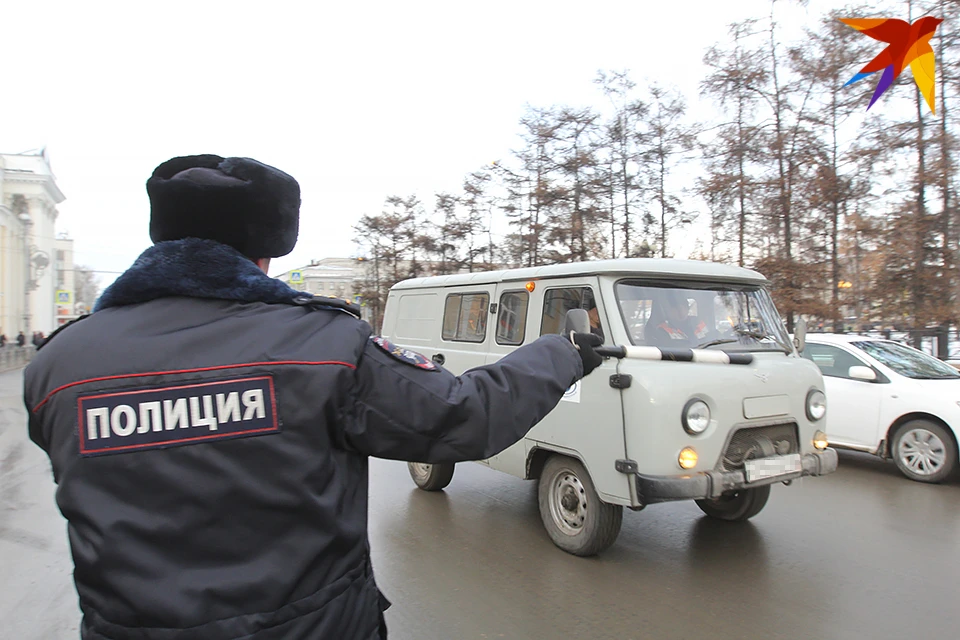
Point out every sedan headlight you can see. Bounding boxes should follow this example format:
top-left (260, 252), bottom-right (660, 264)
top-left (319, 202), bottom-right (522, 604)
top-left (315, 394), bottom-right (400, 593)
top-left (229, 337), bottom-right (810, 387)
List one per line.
top-left (806, 389), bottom-right (827, 421)
top-left (682, 399), bottom-right (711, 435)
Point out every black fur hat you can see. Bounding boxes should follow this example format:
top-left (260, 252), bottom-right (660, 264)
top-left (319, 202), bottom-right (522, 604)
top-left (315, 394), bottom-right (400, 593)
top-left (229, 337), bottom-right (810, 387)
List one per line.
top-left (147, 154), bottom-right (300, 258)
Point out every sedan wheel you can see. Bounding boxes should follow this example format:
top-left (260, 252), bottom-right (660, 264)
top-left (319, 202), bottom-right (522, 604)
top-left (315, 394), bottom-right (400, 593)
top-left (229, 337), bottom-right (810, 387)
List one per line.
top-left (407, 462), bottom-right (455, 491)
top-left (893, 420), bottom-right (958, 484)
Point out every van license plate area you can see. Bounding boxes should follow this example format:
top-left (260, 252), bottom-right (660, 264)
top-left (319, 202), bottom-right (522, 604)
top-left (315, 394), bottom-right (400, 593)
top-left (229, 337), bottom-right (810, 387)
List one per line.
top-left (744, 453), bottom-right (802, 482)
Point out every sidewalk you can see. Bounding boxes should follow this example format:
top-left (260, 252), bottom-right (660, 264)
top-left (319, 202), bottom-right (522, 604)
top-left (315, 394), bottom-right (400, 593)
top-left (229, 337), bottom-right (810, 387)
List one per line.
top-left (0, 368), bottom-right (80, 637)
top-left (0, 347), bottom-right (34, 373)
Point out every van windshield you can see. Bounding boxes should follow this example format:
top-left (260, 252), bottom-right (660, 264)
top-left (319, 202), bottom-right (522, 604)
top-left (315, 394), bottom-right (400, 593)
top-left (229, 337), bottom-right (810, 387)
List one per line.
top-left (615, 281), bottom-right (792, 353)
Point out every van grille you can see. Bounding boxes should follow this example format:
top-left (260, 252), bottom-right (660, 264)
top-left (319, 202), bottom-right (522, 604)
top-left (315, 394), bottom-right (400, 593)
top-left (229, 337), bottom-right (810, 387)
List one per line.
top-left (720, 423), bottom-right (799, 471)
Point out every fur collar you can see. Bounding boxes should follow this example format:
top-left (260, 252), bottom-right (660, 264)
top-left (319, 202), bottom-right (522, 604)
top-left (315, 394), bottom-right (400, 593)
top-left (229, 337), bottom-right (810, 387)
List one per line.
top-left (95, 238), bottom-right (304, 311)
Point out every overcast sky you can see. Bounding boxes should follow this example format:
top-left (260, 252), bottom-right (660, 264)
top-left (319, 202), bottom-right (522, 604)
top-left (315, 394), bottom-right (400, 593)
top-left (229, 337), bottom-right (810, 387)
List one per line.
top-left (2, 0), bottom-right (896, 288)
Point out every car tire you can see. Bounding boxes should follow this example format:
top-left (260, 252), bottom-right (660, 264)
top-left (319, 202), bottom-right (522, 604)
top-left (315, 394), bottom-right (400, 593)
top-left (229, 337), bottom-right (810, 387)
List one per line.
top-left (537, 455), bottom-right (622, 556)
top-left (892, 420), bottom-right (958, 484)
top-left (695, 484), bottom-right (771, 522)
top-left (407, 462), bottom-right (455, 491)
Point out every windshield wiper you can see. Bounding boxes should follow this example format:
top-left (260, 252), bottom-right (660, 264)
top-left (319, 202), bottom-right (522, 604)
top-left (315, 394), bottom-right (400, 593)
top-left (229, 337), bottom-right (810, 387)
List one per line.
top-left (697, 328), bottom-right (788, 352)
top-left (734, 328), bottom-right (772, 341)
top-left (696, 338), bottom-right (739, 348)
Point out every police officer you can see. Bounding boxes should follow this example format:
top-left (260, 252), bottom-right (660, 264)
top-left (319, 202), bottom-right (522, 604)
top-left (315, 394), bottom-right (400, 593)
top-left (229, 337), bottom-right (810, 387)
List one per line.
top-left (23, 154), bottom-right (604, 640)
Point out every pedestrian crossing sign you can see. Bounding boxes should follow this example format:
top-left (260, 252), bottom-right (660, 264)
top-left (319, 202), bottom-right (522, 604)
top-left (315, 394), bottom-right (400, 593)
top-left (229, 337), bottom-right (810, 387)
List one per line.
top-left (56, 290), bottom-right (71, 305)
top-left (290, 271), bottom-right (303, 283)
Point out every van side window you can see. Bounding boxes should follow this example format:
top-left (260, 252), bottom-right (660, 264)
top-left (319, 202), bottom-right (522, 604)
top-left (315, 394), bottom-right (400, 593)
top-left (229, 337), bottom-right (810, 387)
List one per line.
top-left (496, 291), bottom-right (529, 345)
top-left (442, 293), bottom-right (489, 342)
top-left (540, 287), bottom-right (603, 339)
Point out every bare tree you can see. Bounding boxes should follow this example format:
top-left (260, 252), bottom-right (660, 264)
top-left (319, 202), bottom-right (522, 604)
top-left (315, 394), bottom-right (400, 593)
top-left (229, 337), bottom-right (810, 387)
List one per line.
top-left (499, 107), bottom-right (563, 267)
top-left (791, 6), bottom-right (873, 331)
top-left (545, 107), bottom-right (604, 263)
top-left (74, 266), bottom-right (100, 312)
top-left (595, 70), bottom-right (649, 257)
top-left (637, 83), bottom-right (698, 258)
top-left (701, 20), bottom-right (769, 266)
top-left (460, 168), bottom-right (494, 271)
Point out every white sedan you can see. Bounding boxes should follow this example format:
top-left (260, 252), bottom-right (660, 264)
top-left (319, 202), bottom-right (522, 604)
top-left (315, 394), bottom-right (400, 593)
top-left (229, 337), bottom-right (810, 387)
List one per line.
top-left (802, 334), bottom-right (960, 483)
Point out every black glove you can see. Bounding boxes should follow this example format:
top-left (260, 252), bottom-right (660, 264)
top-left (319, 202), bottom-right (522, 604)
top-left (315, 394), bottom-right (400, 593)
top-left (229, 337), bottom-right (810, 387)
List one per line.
top-left (571, 332), bottom-right (603, 377)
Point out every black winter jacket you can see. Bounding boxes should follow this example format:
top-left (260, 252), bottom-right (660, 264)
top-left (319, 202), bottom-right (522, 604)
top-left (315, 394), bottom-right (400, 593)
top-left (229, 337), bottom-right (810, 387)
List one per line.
top-left (23, 239), bottom-right (583, 640)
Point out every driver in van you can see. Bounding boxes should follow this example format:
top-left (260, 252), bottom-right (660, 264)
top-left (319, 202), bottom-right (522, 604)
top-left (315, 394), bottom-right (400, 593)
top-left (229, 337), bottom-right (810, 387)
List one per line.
top-left (648, 290), bottom-right (709, 349)
top-left (586, 303), bottom-right (604, 340)
top-left (580, 289), bottom-right (604, 341)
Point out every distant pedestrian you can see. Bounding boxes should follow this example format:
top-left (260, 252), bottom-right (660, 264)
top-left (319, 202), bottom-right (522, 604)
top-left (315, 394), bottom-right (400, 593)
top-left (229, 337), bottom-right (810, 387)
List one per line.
top-left (16, 331), bottom-right (25, 347)
top-left (0, 332), bottom-right (6, 348)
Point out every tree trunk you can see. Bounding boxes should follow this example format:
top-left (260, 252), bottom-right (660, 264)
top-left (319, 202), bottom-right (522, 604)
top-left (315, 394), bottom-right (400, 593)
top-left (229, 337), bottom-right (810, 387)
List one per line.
top-left (832, 198), bottom-right (842, 333)
top-left (939, 0), bottom-right (953, 322)
top-left (609, 160), bottom-right (617, 258)
top-left (916, 84), bottom-right (928, 327)
top-left (831, 90), bottom-right (842, 334)
top-left (659, 149), bottom-right (667, 258)
top-left (737, 105), bottom-right (747, 267)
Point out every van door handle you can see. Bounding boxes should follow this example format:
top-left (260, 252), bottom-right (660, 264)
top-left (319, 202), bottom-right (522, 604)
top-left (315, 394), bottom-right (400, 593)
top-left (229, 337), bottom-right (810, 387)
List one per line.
top-left (432, 353), bottom-right (445, 365)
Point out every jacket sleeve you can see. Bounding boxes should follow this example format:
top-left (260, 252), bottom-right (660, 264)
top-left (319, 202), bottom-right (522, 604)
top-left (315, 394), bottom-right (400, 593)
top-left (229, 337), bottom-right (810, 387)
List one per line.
top-left (342, 334), bottom-right (583, 463)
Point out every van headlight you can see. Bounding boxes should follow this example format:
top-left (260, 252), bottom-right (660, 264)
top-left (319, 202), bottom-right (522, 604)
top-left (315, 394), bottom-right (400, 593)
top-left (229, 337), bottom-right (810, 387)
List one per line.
top-left (682, 399), bottom-right (711, 435)
top-left (806, 389), bottom-right (826, 421)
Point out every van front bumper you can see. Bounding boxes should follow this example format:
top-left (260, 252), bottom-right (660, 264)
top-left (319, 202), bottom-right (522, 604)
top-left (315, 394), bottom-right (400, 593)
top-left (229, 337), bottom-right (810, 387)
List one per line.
top-left (631, 448), bottom-right (838, 508)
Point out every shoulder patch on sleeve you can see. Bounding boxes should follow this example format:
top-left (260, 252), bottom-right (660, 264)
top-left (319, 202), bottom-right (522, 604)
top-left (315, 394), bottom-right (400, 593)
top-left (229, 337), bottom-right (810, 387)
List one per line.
top-left (369, 336), bottom-right (438, 371)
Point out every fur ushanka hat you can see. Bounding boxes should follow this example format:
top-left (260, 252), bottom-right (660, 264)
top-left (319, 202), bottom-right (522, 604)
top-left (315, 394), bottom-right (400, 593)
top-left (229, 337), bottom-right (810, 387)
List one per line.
top-left (147, 154), bottom-right (300, 259)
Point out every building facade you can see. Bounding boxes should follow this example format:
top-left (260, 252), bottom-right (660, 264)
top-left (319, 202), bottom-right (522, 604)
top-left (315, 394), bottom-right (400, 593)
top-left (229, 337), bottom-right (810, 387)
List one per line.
top-left (275, 257), bottom-right (373, 322)
top-left (0, 150), bottom-right (67, 336)
top-left (53, 235), bottom-right (80, 327)
top-left (274, 256), bottom-right (482, 328)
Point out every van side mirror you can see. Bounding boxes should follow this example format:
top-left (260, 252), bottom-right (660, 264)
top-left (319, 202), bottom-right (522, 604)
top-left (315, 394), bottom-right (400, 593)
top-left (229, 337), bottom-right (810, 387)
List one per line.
top-left (848, 365), bottom-right (877, 382)
top-left (793, 317), bottom-right (807, 353)
top-left (564, 309), bottom-right (591, 335)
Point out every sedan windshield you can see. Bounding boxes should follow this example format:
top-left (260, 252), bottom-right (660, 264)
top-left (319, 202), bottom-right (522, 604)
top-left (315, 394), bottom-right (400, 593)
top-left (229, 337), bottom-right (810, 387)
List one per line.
top-left (852, 341), bottom-right (960, 379)
top-left (615, 281), bottom-right (792, 352)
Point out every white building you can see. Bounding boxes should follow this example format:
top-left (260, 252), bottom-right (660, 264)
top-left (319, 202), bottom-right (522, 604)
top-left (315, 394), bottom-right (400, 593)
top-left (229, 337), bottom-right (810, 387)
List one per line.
top-left (275, 257), bottom-right (371, 322)
top-left (275, 257), bottom-right (366, 300)
top-left (54, 235), bottom-right (80, 327)
top-left (0, 150), bottom-right (66, 336)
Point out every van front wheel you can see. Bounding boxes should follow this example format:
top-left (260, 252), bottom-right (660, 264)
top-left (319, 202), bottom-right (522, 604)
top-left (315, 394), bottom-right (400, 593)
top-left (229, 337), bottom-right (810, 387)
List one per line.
top-left (538, 456), bottom-right (622, 556)
top-left (407, 462), bottom-right (455, 491)
top-left (695, 485), bottom-right (770, 521)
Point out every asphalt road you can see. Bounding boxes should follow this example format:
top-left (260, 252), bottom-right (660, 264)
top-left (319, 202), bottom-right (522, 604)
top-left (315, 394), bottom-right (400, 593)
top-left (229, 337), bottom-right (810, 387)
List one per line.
top-left (2, 366), bottom-right (959, 639)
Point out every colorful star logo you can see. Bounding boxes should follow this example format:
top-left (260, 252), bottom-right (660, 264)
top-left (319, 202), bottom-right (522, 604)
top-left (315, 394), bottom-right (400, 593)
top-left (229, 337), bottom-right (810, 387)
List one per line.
top-left (841, 16), bottom-right (943, 113)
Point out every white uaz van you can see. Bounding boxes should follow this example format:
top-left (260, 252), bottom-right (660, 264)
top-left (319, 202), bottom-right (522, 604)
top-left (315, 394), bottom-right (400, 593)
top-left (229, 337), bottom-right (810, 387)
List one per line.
top-left (380, 259), bottom-right (838, 556)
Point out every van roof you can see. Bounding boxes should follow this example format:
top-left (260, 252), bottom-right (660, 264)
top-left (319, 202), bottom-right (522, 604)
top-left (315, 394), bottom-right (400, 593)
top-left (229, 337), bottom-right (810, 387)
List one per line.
top-left (390, 258), bottom-right (767, 290)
